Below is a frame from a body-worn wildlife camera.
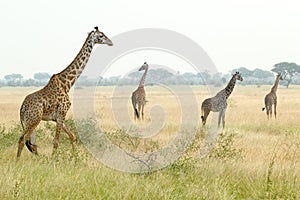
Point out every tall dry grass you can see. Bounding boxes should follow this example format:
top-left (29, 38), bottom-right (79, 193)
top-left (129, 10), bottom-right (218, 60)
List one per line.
top-left (0, 85), bottom-right (299, 199)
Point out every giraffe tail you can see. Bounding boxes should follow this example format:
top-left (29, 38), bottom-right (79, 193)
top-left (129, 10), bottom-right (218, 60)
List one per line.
top-left (132, 94), bottom-right (140, 119)
top-left (134, 108), bottom-right (140, 119)
top-left (20, 120), bottom-right (36, 153)
top-left (262, 107), bottom-right (265, 111)
top-left (25, 133), bottom-right (37, 153)
top-left (25, 140), bottom-right (34, 153)
top-left (21, 122), bottom-right (37, 153)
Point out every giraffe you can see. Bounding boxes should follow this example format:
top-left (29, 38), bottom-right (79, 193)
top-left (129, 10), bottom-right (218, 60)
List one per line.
top-left (201, 72), bottom-right (243, 128)
top-left (17, 27), bottom-right (113, 160)
top-left (131, 62), bottom-right (148, 120)
top-left (262, 73), bottom-right (283, 119)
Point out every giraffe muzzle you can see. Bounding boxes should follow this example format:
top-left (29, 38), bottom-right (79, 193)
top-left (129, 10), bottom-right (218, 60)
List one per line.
top-left (105, 38), bottom-right (113, 46)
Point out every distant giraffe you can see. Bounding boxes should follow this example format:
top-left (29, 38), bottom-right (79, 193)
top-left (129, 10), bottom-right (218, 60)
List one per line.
top-left (17, 27), bottom-right (113, 160)
top-left (262, 73), bottom-right (283, 119)
top-left (131, 62), bottom-right (148, 120)
top-left (201, 72), bottom-right (243, 128)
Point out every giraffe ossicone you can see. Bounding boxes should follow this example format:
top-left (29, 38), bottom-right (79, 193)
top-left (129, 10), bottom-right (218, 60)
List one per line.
top-left (17, 27), bottom-right (113, 161)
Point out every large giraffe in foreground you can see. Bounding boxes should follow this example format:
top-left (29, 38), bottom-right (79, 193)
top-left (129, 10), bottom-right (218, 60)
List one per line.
top-left (262, 73), bottom-right (283, 119)
top-left (17, 27), bottom-right (113, 160)
top-left (201, 72), bottom-right (243, 128)
top-left (131, 62), bottom-right (148, 120)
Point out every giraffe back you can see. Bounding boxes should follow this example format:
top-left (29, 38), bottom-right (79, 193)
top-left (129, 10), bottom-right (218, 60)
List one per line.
top-left (210, 90), bottom-right (227, 111)
top-left (20, 74), bottom-right (71, 124)
top-left (132, 86), bottom-right (146, 104)
top-left (265, 92), bottom-right (277, 106)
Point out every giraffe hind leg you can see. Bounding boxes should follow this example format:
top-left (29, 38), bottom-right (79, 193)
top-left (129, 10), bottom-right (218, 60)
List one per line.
top-left (218, 109), bottom-right (226, 128)
top-left (137, 104), bottom-right (142, 121)
top-left (25, 131), bottom-right (38, 153)
top-left (62, 123), bottom-right (77, 151)
top-left (17, 133), bottom-right (25, 161)
top-left (266, 105), bottom-right (270, 119)
top-left (132, 94), bottom-right (139, 120)
top-left (17, 125), bottom-right (38, 161)
top-left (141, 104), bottom-right (145, 120)
top-left (134, 107), bottom-right (139, 119)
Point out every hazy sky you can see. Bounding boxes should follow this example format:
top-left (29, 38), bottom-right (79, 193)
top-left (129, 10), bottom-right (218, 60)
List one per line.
top-left (1, 0), bottom-right (300, 79)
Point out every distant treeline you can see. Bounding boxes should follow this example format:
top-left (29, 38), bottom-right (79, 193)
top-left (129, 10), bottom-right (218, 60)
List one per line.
top-left (1, 63), bottom-right (300, 88)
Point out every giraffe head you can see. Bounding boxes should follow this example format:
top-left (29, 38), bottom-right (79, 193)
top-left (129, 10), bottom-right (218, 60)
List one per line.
top-left (139, 62), bottom-right (148, 71)
top-left (277, 73), bottom-right (284, 80)
top-left (234, 72), bottom-right (243, 81)
top-left (90, 26), bottom-right (113, 46)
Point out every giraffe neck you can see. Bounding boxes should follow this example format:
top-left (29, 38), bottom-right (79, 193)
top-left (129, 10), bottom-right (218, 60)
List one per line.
top-left (224, 75), bottom-right (237, 98)
top-left (271, 76), bottom-right (280, 94)
top-left (139, 65), bottom-right (148, 87)
top-left (57, 31), bottom-right (95, 92)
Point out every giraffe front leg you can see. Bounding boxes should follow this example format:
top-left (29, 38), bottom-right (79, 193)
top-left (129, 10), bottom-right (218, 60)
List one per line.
top-left (274, 103), bottom-right (277, 119)
top-left (218, 109), bottom-right (226, 128)
top-left (62, 123), bottom-right (77, 151)
top-left (141, 104), bottom-right (145, 121)
top-left (138, 104), bottom-right (142, 121)
top-left (218, 111), bottom-right (222, 127)
top-left (53, 122), bottom-right (63, 152)
top-left (222, 110), bottom-right (226, 128)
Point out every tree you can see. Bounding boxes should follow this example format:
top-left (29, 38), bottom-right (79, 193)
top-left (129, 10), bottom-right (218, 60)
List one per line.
top-left (271, 62), bottom-right (300, 88)
top-left (198, 71), bottom-right (211, 85)
top-left (252, 68), bottom-right (273, 79)
top-left (4, 73), bottom-right (23, 86)
top-left (4, 73), bottom-right (23, 81)
top-left (23, 78), bottom-right (37, 86)
top-left (211, 72), bottom-right (223, 87)
top-left (231, 67), bottom-right (253, 77)
top-left (34, 72), bottom-right (50, 82)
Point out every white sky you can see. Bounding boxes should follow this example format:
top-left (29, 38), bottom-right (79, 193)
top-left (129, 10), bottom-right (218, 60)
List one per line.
top-left (0, 0), bottom-right (300, 79)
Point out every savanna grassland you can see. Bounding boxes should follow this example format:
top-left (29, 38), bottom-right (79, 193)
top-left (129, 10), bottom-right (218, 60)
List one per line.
top-left (0, 85), bottom-right (299, 199)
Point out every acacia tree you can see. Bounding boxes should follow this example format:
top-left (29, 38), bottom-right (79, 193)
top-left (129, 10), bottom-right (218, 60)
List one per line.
top-left (4, 73), bottom-right (23, 86)
top-left (4, 73), bottom-right (23, 81)
top-left (271, 62), bottom-right (300, 88)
